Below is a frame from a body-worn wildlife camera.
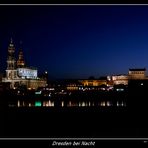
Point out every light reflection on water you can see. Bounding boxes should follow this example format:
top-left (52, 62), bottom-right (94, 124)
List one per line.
top-left (13, 100), bottom-right (126, 107)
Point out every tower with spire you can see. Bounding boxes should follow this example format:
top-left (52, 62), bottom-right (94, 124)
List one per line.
top-left (17, 42), bottom-right (25, 68)
top-left (7, 38), bottom-right (16, 70)
top-left (2, 38), bottom-right (47, 89)
top-left (6, 38), bottom-right (17, 80)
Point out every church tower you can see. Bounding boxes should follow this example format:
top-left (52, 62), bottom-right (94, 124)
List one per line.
top-left (17, 46), bottom-right (25, 68)
top-left (6, 39), bottom-right (17, 80)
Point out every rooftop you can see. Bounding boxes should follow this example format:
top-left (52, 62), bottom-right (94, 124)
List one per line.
top-left (129, 68), bottom-right (146, 71)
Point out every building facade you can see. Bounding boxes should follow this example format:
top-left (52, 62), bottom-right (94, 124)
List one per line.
top-left (128, 68), bottom-right (146, 79)
top-left (79, 79), bottom-right (107, 87)
top-left (2, 39), bottom-right (47, 89)
top-left (111, 75), bottom-right (129, 85)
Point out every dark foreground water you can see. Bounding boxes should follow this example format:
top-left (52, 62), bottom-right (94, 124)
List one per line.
top-left (1, 92), bottom-right (148, 145)
top-left (1, 106), bottom-right (148, 138)
top-left (1, 103), bottom-right (148, 146)
top-left (1, 81), bottom-right (148, 146)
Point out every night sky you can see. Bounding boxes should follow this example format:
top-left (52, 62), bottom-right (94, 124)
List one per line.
top-left (1, 5), bottom-right (148, 79)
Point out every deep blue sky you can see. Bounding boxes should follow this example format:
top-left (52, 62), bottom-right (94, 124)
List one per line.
top-left (1, 5), bottom-right (148, 79)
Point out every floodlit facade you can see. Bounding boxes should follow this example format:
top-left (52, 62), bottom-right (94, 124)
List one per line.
top-left (66, 84), bottom-right (79, 90)
top-left (2, 39), bottom-right (47, 89)
top-left (107, 68), bottom-right (148, 86)
top-left (128, 68), bottom-right (146, 79)
top-left (111, 75), bottom-right (129, 85)
top-left (79, 79), bottom-right (107, 86)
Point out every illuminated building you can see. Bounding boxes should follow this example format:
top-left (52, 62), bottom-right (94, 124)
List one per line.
top-left (17, 47), bottom-right (25, 68)
top-left (66, 80), bottom-right (82, 91)
top-left (79, 79), bottom-right (107, 87)
top-left (2, 39), bottom-right (47, 89)
top-left (66, 84), bottom-right (79, 91)
top-left (17, 67), bottom-right (37, 79)
top-left (107, 69), bottom-right (147, 86)
top-left (111, 75), bottom-right (128, 85)
top-left (128, 68), bottom-right (146, 79)
top-left (5, 38), bottom-right (17, 80)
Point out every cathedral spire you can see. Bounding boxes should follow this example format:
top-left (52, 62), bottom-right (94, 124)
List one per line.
top-left (7, 38), bottom-right (16, 70)
top-left (10, 37), bottom-right (13, 44)
top-left (17, 41), bottom-right (25, 68)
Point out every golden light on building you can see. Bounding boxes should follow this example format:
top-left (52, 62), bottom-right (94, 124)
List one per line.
top-left (128, 68), bottom-right (146, 79)
top-left (67, 84), bottom-right (79, 90)
top-left (2, 39), bottom-right (47, 90)
top-left (17, 48), bottom-right (25, 68)
top-left (80, 80), bottom-right (107, 86)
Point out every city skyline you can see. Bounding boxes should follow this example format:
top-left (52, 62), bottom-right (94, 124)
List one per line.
top-left (1, 5), bottom-right (148, 79)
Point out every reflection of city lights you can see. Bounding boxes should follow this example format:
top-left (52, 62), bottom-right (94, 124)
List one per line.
top-left (17, 100), bottom-right (20, 107)
top-left (89, 102), bottom-right (91, 106)
top-left (82, 102), bottom-right (85, 106)
top-left (101, 101), bottom-right (105, 106)
top-left (69, 101), bottom-right (72, 106)
top-left (107, 101), bottom-right (110, 106)
top-left (35, 101), bottom-right (42, 107)
top-left (79, 102), bottom-right (81, 106)
top-left (23, 101), bottom-right (25, 106)
top-left (62, 101), bottom-right (64, 107)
